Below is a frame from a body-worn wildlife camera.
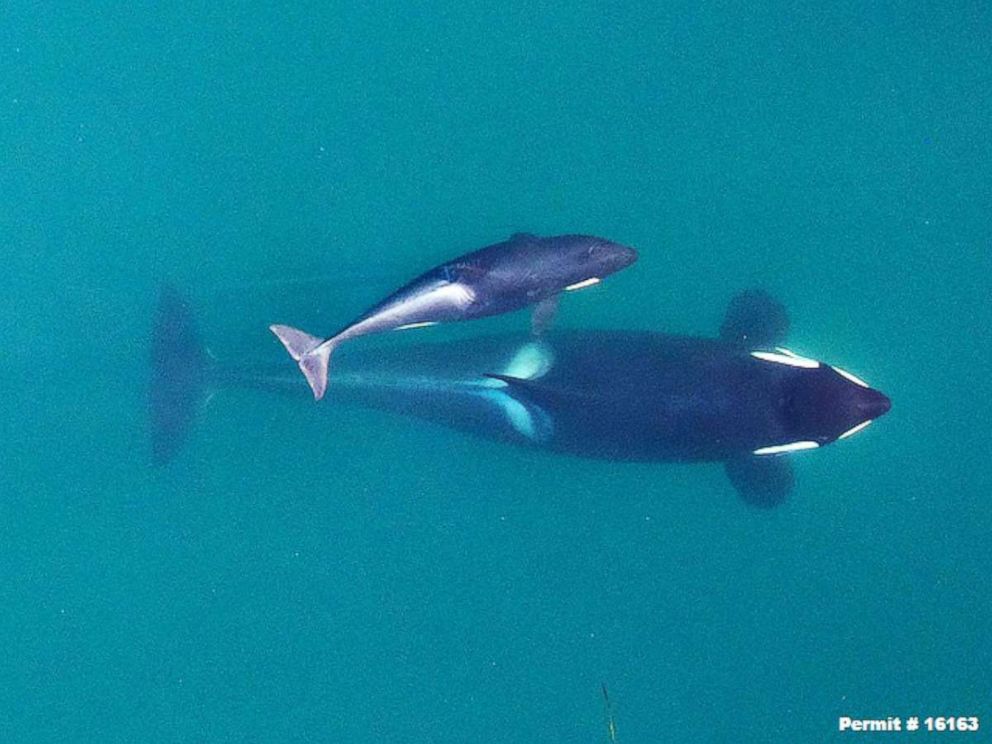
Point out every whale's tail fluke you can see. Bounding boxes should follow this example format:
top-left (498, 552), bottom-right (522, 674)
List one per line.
top-left (269, 324), bottom-right (334, 401)
top-left (150, 285), bottom-right (210, 465)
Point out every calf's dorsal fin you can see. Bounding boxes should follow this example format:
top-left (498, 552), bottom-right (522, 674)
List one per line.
top-left (720, 289), bottom-right (789, 349)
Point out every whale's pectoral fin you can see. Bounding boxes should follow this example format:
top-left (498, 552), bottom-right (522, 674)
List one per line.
top-left (531, 295), bottom-right (560, 336)
top-left (720, 289), bottom-right (790, 349)
top-left (725, 456), bottom-right (794, 508)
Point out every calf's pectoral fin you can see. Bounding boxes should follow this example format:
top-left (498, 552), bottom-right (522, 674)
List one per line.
top-left (719, 289), bottom-right (790, 349)
top-left (531, 295), bottom-right (560, 336)
top-left (724, 455), bottom-right (794, 508)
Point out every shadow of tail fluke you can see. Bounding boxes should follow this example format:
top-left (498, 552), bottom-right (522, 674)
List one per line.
top-left (149, 284), bottom-right (210, 466)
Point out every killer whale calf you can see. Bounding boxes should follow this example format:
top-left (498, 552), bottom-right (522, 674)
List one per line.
top-left (268, 232), bottom-right (637, 400)
top-left (149, 284), bottom-right (523, 461)
top-left (149, 284), bottom-right (554, 463)
top-left (153, 287), bottom-right (890, 506)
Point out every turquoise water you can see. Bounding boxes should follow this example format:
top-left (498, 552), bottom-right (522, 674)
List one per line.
top-left (3, 2), bottom-right (990, 741)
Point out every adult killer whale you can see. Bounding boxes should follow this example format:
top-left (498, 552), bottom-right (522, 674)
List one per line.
top-left (269, 233), bottom-right (637, 400)
top-left (152, 288), bottom-right (890, 506)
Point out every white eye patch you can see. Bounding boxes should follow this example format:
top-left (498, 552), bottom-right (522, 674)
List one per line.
top-left (832, 366), bottom-right (870, 388)
top-left (753, 440), bottom-right (820, 455)
top-left (751, 349), bottom-right (820, 369)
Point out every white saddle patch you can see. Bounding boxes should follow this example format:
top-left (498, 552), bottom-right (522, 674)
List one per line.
top-left (501, 341), bottom-right (555, 381)
top-left (477, 343), bottom-right (556, 440)
top-left (480, 389), bottom-right (553, 441)
top-left (418, 280), bottom-right (477, 310)
top-left (440, 281), bottom-right (477, 307)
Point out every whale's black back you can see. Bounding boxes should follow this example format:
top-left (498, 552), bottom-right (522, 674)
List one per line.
top-left (499, 331), bottom-right (792, 462)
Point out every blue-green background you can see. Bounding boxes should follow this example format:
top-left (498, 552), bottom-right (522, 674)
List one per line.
top-left (2, 2), bottom-right (989, 741)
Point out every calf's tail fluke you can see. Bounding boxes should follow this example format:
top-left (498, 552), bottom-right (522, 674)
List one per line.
top-left (269, 324), bottom-right (334, 400)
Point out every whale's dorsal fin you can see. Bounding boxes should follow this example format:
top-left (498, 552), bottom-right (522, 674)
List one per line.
top-left (720, 289), bottom-right (789, 349)
top-left (725, 455), bottom-right (794, 508)
top-left (483, 373), bottom-right (591, 404)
